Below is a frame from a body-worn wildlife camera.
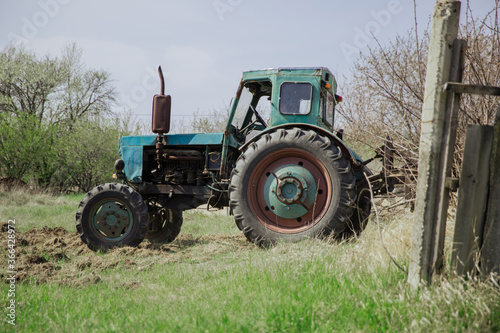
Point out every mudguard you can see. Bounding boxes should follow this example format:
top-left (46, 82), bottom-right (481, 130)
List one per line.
top-left (239, 124), bottom-right (369, 181)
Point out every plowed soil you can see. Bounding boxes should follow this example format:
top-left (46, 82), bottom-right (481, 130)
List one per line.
top-left (1, 223), bottom-right (251, 286)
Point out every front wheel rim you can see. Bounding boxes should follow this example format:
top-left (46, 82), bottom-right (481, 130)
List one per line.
top-left (90, 198), bottom-right (134, 242)
top-left (147, 205), bottom-right (170, 236)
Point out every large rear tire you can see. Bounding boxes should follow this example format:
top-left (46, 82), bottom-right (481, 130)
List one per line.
top-left (145, 201), bottom-right (183, 244)
top-left (229, 128), bottom-right (356, 247)
top-left (76, 183), bottom-right (149, 251)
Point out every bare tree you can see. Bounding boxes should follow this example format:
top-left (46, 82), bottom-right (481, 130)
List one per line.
top-left (54, 43), bottom-right (116, 124)
top-left (0, 43), bottom-right (118, 188)
top-left (0, 43), bottom-right (116, 125)
top-left (0, 45), bottom-right (66, 124)
top-left (337, 1), bottom-right (499, 180)
top-left (188, 106), bottom-right (230, 133)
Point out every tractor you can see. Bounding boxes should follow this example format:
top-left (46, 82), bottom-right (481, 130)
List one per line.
top-left (76, 67), bottom-right (380, 251)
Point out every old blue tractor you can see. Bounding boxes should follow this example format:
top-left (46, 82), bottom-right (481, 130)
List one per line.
top-left (76, 67), bottom-right (381, 251)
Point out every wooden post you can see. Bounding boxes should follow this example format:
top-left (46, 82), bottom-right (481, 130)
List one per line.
top-left (433, 38), bottom-right (465, 272)
top-left (451, 125), bottom-right (494, 276)
top-left (481, 105), bottom-right (500, 278)
top-left (408, 0), bottom-right (461, 288)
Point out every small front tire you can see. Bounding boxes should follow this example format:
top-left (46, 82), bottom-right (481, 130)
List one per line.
top-left (76, 183), bottom-right (149, 251)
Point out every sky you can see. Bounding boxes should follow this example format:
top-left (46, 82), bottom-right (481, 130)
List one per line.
top-left (0, 0), bottom-right (496, 130)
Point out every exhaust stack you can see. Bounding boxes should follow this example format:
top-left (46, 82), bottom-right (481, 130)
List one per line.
top-left (152, 66), bottom-right (171, 134)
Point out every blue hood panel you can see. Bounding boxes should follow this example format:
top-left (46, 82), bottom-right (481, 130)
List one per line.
top-left (119, 133), bottom-right (224, 183)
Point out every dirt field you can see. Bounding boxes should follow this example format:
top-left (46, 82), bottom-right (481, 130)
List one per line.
top-left (1, 223), bottom-right (252, 287)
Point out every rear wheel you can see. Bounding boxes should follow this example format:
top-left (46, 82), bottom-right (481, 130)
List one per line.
top-left (76, 183), bottom-right (149, 251)
top-left (229, 128), bottom-right (356, 247)
top-left (145, 201), bottom-right (183, 244)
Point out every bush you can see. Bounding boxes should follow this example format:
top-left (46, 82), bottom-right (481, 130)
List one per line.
top-left (0, 114), bottom-right (59, 186)
top-left (0, 112), bottom-right (133, 193)
top-left (50, 119), bottom-right (126, 192)
top-left (0, 44), bottom-right (126, 193)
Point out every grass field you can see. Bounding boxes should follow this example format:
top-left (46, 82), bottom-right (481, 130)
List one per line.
top-left (0, 188), bottom-right (499, 332)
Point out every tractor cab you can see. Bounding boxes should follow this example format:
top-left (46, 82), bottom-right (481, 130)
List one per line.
top-left (228, 67), bottom-right (339, 144)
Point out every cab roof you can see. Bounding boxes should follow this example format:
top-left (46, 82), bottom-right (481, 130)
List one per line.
top-left (242, 67), bottom-right (334, 82)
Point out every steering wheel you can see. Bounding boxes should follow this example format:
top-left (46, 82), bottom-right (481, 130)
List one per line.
top-left (249, 105), bottom-right (267, 128)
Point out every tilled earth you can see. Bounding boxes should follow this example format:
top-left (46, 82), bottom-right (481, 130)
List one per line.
top-left (1, 223), bottom-right (252, 286)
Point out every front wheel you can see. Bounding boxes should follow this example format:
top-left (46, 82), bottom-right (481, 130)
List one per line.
top-left (76, 183), bottom-right (149, 251)
top-left (229, 128), bottom-right (356, 247)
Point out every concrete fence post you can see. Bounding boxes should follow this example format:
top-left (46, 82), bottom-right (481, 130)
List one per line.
top-left (408, 0), bottom-right (461, 288)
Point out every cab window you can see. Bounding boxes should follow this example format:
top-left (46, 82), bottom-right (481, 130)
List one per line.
top-left (325, 91), bottom-right (335, 125)
top-left (279, 82), bottom-right (312, 115)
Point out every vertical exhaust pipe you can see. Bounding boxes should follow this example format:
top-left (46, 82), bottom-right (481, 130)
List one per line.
top-left (152, 65), bottom-right (171, 169)
top-left (152, 66), bottom-right (171, 134)
top-left (158, 66), bottom-right (165, 96)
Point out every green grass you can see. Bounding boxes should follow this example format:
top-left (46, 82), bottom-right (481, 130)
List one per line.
top-left (181, 209), bottom-right (240, 236)
top-left (0, 188), bottom-right (82, 232)
top-left (0, 189), bottom-right (499, 332)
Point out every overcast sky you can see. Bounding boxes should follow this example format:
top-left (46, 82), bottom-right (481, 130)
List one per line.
top-left (0, 0), bottom-right (495, 130)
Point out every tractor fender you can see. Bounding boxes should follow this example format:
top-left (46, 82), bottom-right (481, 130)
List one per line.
top-left (239, 124), bottom-right (363, 169)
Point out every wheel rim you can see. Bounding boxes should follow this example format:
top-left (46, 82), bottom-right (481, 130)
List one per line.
top-left (90, 199), bottom-right (134, 242)
top-left (247, 148), bottom-right (332, 233)
top-left (146, 205), bottom-right (169, 237)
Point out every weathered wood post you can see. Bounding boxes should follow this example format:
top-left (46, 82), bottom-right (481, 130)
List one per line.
top-left (408, 0), bottom-right (461, 288)
top-left (481, 106), bottom-right (500, 278)
top-left (451, 125), bottom-right (494, 276)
